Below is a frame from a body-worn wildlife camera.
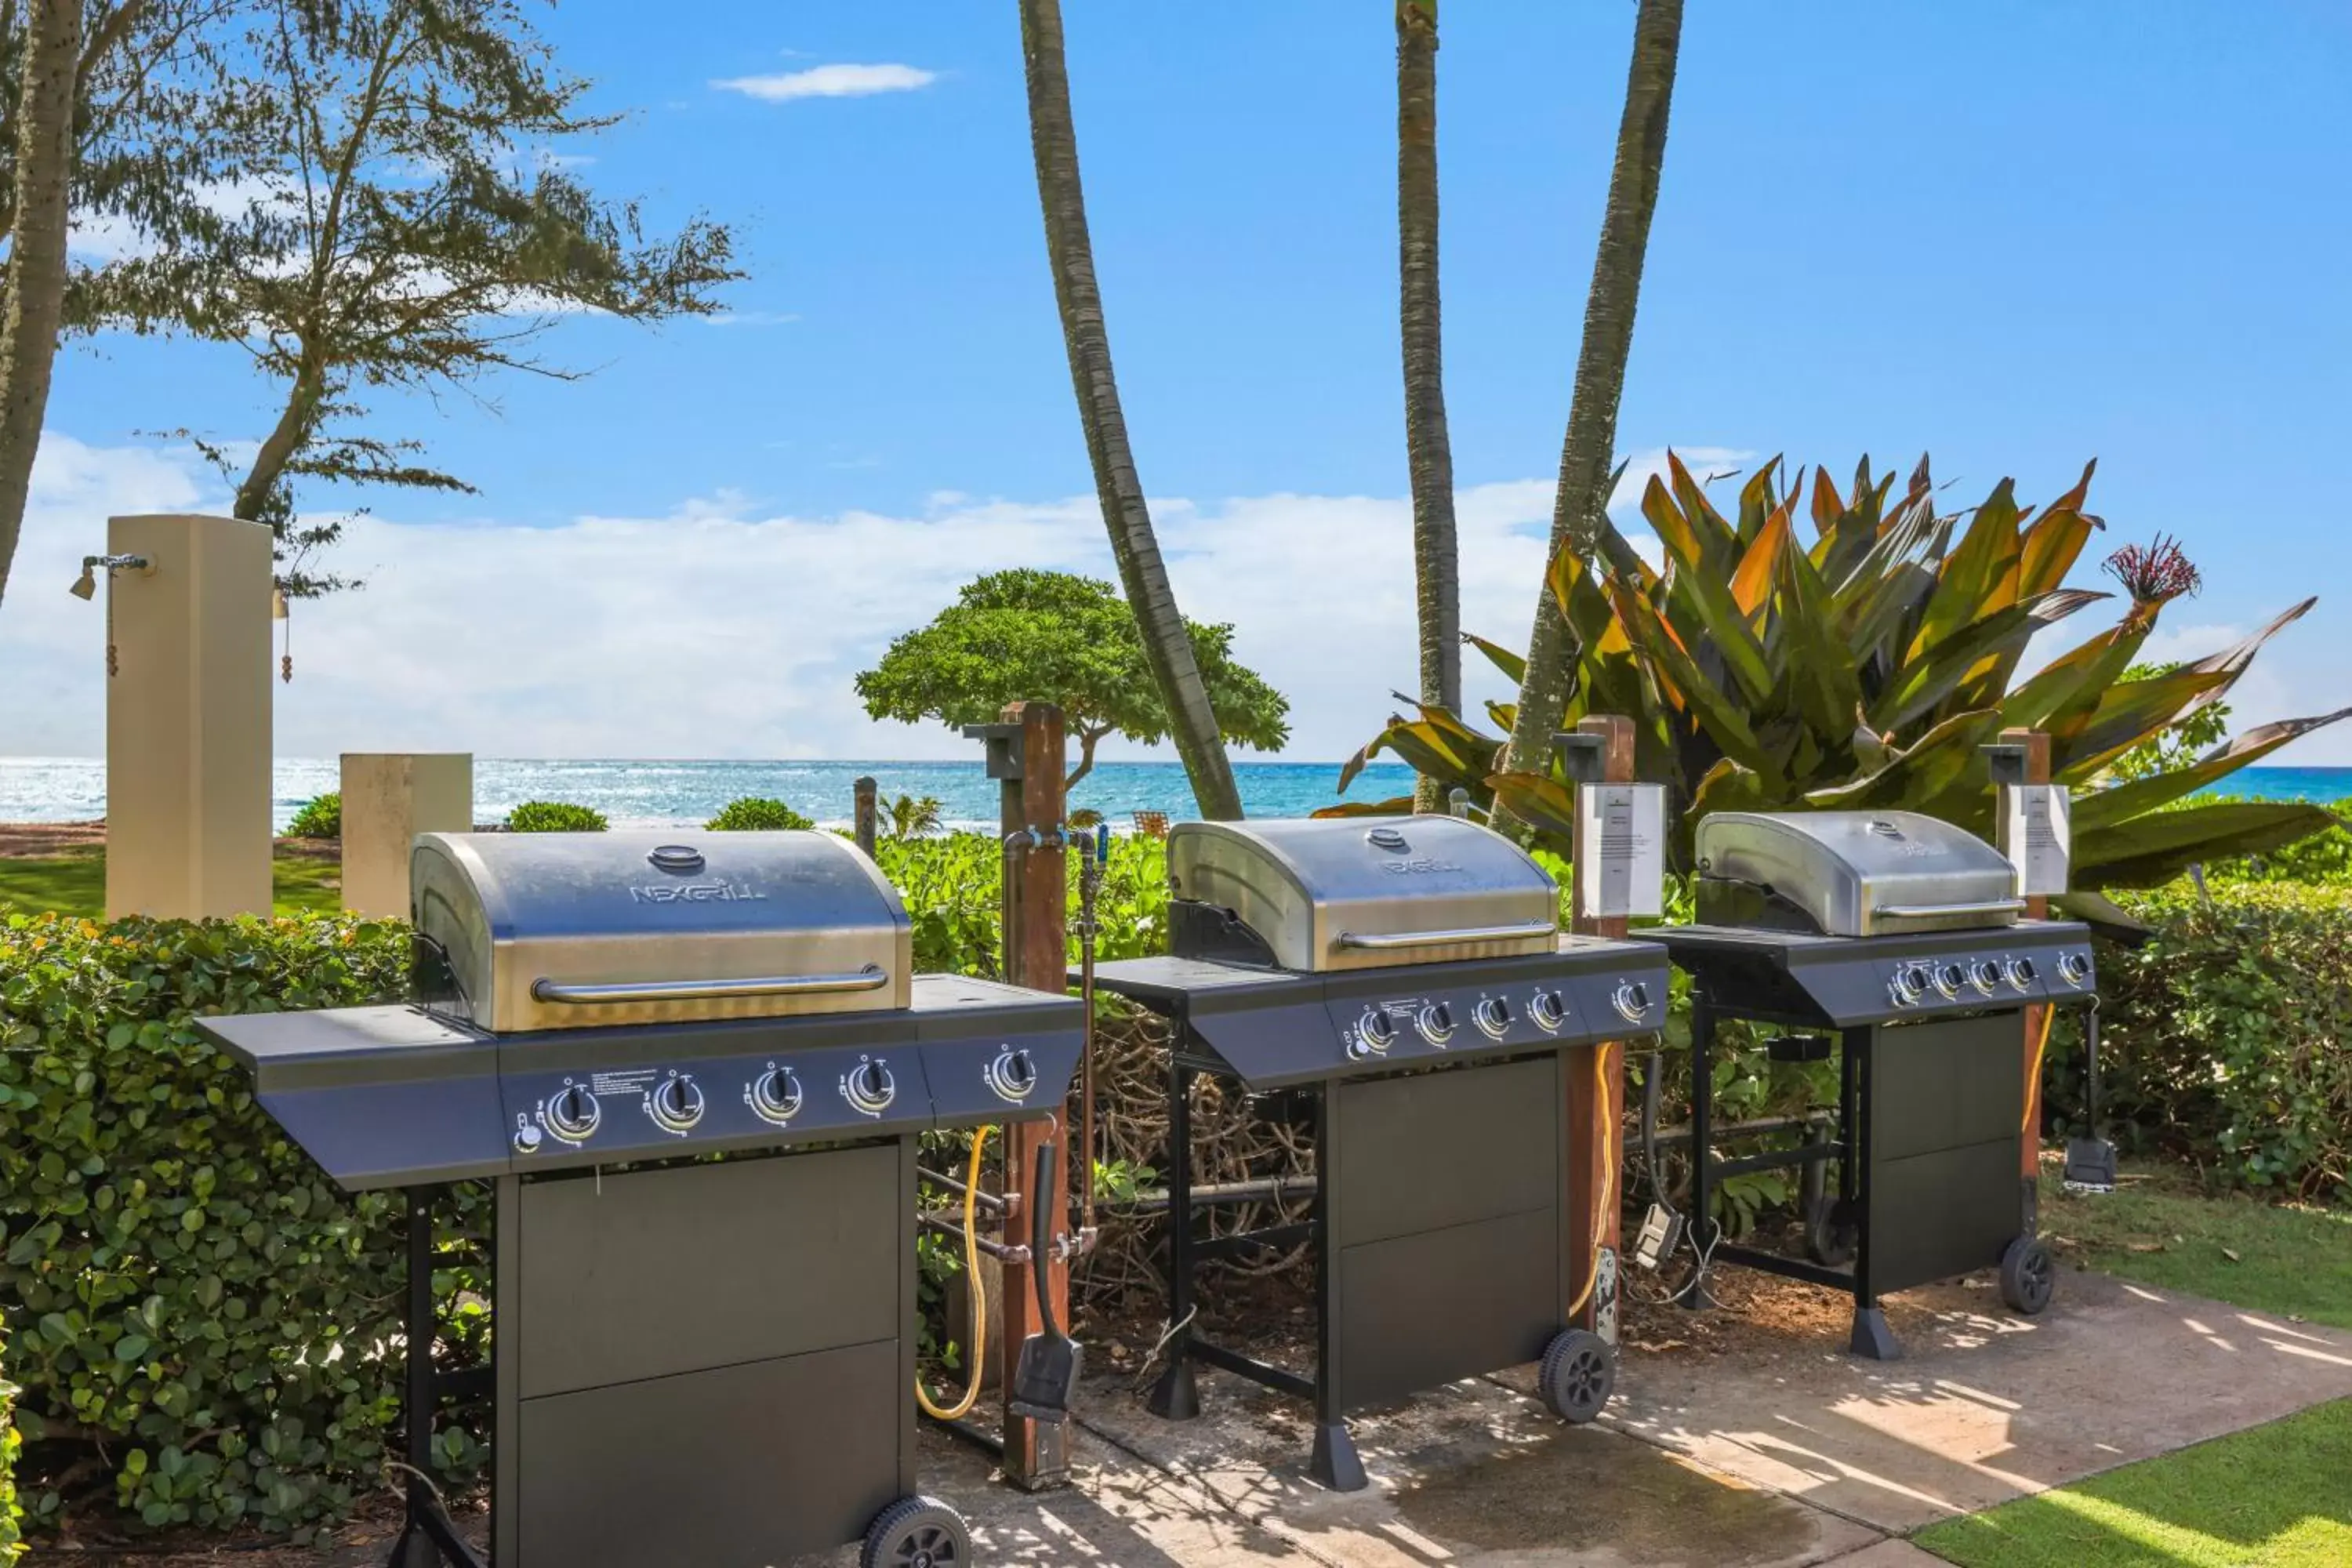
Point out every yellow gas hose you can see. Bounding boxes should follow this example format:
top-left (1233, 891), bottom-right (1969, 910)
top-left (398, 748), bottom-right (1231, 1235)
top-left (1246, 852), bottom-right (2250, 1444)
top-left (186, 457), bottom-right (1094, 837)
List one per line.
top-left (1566, 1044), bottom-right (1619, 1319)
top-left (916, 1126), bottom-right (992, 1420)
top-left (2023, 1007), bottom-right (2056, 1134)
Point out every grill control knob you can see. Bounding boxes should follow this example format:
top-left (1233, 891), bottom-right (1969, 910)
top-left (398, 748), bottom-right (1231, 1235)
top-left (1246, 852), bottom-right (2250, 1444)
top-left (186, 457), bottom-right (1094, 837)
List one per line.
top-left (751, 1065), bottom-right (804, 1124)
top-left (2005, 956), bottom-right (2037, 990)
top-left (1888, 976), bottom-right (1914, 1008)
top-left (650, 1075), bottom-right (704, 1133)
top-left (1900, 964), bottom-right (1932, 998)
top-left (1474, 997), bottom-right (1513, 1039)
top-left (545, 1084), bottom-right (600, 1143)
top-left (1528, 989), bottom-right (1568, 1032)
top-left (1416, 1001), bottom-right (1456, 1045)
top-left (1971, 960), bottom-right (2002, 994)
top-left (985, 1047), bottom-right (1039, 1102)
top-left (1934, 964), bottom-right (1966, 998)
top-left (1356, 1008), bottom-right (1396, 1054)
top-left (844, 1058), bottom-right (896, 1116)
top-left (1613, 981), bottom-right (1652, 1023)
top-left (2056, 952), bottom-right (2091, 986)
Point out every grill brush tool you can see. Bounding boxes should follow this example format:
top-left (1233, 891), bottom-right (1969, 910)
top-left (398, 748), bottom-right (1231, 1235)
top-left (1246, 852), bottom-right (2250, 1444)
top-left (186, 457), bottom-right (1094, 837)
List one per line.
top-left (1008, 1139), bottom-right (1083, 1424)
top-left (2063, 1002), bottom-right (2117, 1194)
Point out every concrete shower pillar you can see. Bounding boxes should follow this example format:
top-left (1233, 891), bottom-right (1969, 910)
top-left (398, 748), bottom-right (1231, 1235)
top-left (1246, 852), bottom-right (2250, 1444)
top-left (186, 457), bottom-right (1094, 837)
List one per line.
top-left (341, 753), bottom-right (474, 918)
top-left (104, 513), bottom-right (275, 920)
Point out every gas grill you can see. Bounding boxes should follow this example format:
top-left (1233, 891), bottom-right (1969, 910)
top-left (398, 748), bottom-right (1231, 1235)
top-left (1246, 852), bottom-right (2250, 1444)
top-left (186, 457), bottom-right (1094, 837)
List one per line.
top-left (1090, 817), bottom-right (1668, 1491)
top-left (199, 829), bottom-right (1082, 1568)
top-left (1653, 810), bottom-right (2097, 1360)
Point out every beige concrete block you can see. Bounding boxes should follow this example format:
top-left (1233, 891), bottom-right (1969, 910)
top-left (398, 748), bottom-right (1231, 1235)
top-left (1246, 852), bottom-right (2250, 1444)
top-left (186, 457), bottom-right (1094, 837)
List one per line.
top-left (104, 514), bottom-right (274, 920)
top-left (340, 753), bottom-right (473, 918)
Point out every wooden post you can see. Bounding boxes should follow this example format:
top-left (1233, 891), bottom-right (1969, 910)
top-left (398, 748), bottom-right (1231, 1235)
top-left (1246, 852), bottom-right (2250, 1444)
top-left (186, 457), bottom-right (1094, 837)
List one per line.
top-left (1564, 715), bottom-right (1634, 1338)
top-left (991, 702), bottom-right (1072, 1489)
top-left (2001, 727), bottom-right (2053, 1188)
top-left (853, 775), bottom-right (878, 858)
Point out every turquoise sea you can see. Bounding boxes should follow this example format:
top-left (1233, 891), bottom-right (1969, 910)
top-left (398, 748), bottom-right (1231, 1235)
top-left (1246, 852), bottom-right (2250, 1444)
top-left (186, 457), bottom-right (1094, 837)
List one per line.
top-left (3, 757), bottom-right (2348, 836)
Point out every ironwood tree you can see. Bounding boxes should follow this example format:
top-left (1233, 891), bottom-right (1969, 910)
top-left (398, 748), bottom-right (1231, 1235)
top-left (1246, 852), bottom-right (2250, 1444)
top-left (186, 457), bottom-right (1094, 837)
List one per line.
top-left (141, 0), bottom-right (739, 595)
top-left (855, 569), bottom-right (1290, 792)
top-left (1015, 0), bottom-right (1245, 818)
top-left (0, 0), bottom-right (241, 612)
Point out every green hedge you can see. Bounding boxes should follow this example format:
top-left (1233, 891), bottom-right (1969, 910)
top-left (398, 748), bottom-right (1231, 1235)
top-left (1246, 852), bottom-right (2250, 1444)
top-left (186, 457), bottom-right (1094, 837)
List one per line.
top-left (282, 793), bottom-right (340, 840)
top-left (503, 800), bottom-right (606, 833)
top-left (0, 913), bottom-right (488, 1535)
top-left (702, 796), bottom-right (815, 832)
top-left (2054, 884), bottom-right (2352, 1201)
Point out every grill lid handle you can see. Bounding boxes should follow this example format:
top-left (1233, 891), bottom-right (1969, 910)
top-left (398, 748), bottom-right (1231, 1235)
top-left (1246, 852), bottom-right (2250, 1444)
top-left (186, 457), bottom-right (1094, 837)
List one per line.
top-left (1872, 898), bottom-right (2028, 921)
top-left (1334, 920), bottom-right (1557, 952)
top-left (528, 965), bottom-right (891, 1006)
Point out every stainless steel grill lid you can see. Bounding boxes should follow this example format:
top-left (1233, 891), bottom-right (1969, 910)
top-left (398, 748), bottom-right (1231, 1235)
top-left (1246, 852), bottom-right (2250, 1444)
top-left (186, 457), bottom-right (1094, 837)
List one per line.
top-left (1694, 810), bottom-right (2023, 938)
top-left (411, 829), bottom-right (913, 1032)
top-left (1166, 817), bottom-right (1559, 972)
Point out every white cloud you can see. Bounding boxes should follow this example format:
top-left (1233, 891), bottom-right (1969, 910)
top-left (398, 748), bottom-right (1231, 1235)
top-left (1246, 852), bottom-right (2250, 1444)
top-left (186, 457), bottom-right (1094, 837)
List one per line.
top-left (699, 310), bottom-right (801, 328)
top-left (712, 64), bottom-right (938, 103)
top-left (4, 433), bottom-right (2346, 770)
top-left (1608, 446), bottom-right (1759, 518)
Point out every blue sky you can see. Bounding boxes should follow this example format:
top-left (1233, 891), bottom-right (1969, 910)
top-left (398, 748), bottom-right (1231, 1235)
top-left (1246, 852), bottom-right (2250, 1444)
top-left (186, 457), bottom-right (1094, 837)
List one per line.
top-left (6, 1), bottom-right (2349, 765)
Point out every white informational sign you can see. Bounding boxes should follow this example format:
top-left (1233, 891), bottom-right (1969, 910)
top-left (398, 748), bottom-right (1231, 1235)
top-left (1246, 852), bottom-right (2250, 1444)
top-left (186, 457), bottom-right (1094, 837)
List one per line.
top-left (1998, 783), bottom-right (2072, 898)
top-left (1576, 783), bottom-right (1667, 920)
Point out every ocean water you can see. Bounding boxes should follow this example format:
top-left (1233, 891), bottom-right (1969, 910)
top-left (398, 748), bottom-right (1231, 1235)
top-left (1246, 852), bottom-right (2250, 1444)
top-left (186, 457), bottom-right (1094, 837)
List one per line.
top-left (0, 757), bottom-right (1428, 834)
top-left (2, 757), bottom-right (2347, 836)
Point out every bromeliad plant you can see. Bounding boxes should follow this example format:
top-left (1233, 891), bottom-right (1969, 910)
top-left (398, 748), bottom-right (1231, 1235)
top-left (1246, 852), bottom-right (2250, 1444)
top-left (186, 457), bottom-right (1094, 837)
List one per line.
top-left (1330, 455), bottom-right (2350, 924)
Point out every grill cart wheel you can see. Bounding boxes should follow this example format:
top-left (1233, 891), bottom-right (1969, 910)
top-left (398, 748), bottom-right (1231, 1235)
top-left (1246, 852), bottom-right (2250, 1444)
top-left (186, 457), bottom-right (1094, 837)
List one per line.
top-left (1804, 1194), bottom-right (1860, 1268)
top-left (862, 1495), bottom-right (971, 1568)
top-left (1999, 1235), bottom-right (2056, 1316)
top-left (1539, 1328), bottom-right (1617, 1424)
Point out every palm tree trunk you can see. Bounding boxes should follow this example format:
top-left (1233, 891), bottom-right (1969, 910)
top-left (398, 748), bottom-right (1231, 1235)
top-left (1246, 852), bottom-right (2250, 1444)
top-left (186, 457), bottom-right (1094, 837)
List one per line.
top-left (1397, 0), bottom-right (1459, 813)
top-left (1493, 0), bottom-right (1685, 834)
top-left (0, 0), bottom-right (87, 613)
top-left (1017, 0), bottom-right (1245, 821)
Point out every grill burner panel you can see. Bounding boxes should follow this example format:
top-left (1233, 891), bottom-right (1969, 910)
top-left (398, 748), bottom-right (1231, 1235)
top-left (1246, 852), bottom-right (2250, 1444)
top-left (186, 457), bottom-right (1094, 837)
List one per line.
top-left (203, 976), bottom-right (1079, 1190)
top-left (1660, 921), bottom-right (2095, 1028)
top-left (1094, 945), bottom-right (1660, 1091)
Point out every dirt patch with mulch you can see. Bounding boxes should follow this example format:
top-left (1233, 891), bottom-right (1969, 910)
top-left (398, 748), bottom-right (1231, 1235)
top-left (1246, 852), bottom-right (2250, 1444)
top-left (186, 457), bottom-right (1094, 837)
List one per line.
top-left (0, 820), bottom-right (342, 862)
top-left (0, 818), bottom-right (107, 858)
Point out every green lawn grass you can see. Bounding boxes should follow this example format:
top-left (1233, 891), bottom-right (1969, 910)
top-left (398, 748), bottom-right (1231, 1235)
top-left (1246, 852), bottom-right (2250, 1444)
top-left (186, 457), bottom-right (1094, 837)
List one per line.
top-left (1915, 1399), bottom-right (2352, 1567)
top-left (0, 850), bottom-right (344, 919)
top-left (2039, 1160), bottom-right (2352, 1330)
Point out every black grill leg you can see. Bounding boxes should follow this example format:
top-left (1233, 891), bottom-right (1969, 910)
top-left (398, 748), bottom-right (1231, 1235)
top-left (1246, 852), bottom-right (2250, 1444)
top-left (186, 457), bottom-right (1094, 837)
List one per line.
top-left (1675, 993), bottom-right (1716, 1311)
top-left (1307, 1082), bottom-right (1364, 1493)
top-left (1849, 1308), bottom-right (1900, 1362)
top-left (1846, 1029), bottom-right (1901, 1363)
top-left (387, 1189), bottom-right (486, 1568)
top-left (1309, 1421), bottom-right (1366, 1494)
top-left (1147, 1059), bottom-right (1201, 1421)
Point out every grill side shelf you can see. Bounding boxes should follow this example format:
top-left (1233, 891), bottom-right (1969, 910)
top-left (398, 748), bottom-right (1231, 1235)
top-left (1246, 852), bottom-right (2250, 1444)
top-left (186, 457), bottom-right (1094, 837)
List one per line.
top-left (195, 1006), bottom-right (510, 1191)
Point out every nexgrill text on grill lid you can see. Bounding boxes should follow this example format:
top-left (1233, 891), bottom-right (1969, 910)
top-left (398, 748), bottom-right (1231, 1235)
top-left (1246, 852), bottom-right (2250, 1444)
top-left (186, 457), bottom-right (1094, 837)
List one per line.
top-left (411, 828), bottom-right (913, 1033)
